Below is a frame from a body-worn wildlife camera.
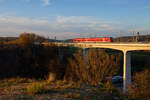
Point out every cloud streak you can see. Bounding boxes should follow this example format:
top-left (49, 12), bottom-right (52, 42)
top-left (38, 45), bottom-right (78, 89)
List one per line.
top-left (0, 0), bottom-right (51, 6)
top-left (0, 15), bottom-right (127, 39)
top-left (42, 0), bottom-right (51, 6)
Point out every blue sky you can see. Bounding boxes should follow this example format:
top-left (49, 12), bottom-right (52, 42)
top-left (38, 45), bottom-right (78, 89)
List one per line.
top-left (0, 0), bottom-right (150, 39)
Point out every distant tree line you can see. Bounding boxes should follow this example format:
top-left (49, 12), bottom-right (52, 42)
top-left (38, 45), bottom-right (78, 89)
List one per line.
top-left (113, 34), bottom-right (150, 42)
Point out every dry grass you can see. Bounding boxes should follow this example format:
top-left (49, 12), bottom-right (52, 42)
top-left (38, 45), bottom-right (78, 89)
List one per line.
top-left (0, 78), bottom-right (124, 100)
top-left (26, 82), bottom-right (47, 94)
top-left (0, 78), bottom-right (35, 95)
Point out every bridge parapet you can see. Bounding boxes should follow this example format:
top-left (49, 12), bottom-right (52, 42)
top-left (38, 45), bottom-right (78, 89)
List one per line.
top-left (53, 42), bottom-right (150, 51)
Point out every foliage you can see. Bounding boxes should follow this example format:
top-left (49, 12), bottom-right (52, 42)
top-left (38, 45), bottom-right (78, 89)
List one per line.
top-left (128, 69), bottom-right (150, 100)
top-left (0, 33), bottom-right (58, 79)
top-left (64, 49), bottom-right (120, 85)
top-left (17, 33), bottom-right (45, 47)
top-left (102, 82), bottom-right (122, 98)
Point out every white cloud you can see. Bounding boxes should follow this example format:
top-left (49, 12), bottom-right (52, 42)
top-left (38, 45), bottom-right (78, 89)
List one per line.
top-left (0, 15), bottom-right (123, 39)
top-left (0, 0), bottom-right (51, 5)
top-left (57, 16), bottom-right (98, 24)
top-left (42, 0), bottom-right (51, 6)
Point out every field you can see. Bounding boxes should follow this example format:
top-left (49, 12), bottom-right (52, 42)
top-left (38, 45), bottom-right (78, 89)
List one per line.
top-left (0, 78), bottom-right (123, 100)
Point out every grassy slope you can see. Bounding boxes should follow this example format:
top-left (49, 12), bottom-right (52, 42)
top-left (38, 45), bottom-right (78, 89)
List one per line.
top-left (0, 78), bottom-right (122, 100)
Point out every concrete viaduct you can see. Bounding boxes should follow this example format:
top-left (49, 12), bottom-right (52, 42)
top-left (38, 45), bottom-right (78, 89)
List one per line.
top-left (51, 42), bottom-right (150, 92)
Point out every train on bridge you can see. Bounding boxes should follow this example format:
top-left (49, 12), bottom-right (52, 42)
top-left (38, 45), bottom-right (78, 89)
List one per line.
top-left (73, 37), bottom-right (112, 43)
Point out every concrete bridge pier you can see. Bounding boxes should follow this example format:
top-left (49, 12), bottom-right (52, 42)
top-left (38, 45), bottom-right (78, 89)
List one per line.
top-left (58, 47), bottom-right (63, 61)
top-left (83, 48), bottom-right (88, 59)
top-left (123, 50), bottom-right (131, 92)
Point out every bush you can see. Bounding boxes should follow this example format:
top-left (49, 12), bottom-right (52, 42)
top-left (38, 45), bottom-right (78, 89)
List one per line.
top-left (104, 82), bottom-right (121, 95)
top-left (26, 83), bottom-right (46, 94)
top-left (96, 82), bottom-right (124, 100)
top-left (64, 49), bottom-right (120, 85)
top-left (17, 33), bottom-right (45, 47)
top-left (128, 69), bottom-right (150, 100)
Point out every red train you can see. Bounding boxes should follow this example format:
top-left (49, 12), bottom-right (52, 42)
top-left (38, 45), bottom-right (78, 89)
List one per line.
top-left (73, 37), bottom-right (112, 43)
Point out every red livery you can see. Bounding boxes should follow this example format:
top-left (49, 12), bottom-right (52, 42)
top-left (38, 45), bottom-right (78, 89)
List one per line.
top-left (73, 37), bottom-right (112, 43)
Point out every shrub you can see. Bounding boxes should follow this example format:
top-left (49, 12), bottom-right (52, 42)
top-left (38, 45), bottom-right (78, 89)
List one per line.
top-left (26, 83), bottom-right (46, 94)
top-left (128, 69), bottom-right (150, 100)
top-left (104, 82), bottom-right (121, 95)
top-left (96, 82), bottom-right (123, 100)
top-left (64, 49), bottom-right (120, 85)
top-left (17, 33), bottom-right (45, 47)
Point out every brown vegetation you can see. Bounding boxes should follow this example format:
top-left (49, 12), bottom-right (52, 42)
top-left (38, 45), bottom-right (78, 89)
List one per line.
top-left (16, 33), bottom-right (45, 47)
top-left (64, 49), bottom-right (120, 85)
top-left (128, 69), bottom-right (150, 100)
top-left (0, 33), bottom-right (59, 79)
top-left (0, 78), bottom-right (123, 100)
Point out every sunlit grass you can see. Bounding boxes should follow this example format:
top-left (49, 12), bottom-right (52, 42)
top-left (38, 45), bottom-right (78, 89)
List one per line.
top-left (26, 82), bottom-right (47, 94)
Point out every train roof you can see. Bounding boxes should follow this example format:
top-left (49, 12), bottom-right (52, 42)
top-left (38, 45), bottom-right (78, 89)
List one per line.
top-left (73, 37), bottom-right (112, 39)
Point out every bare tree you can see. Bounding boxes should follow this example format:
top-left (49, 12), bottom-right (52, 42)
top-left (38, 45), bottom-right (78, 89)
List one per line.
top-left (65, 49), bottom-right (120, 85)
